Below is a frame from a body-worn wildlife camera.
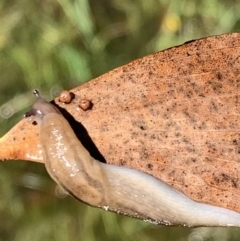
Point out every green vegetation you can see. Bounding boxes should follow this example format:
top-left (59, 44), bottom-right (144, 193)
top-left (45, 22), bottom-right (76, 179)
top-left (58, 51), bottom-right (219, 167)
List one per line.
top-left (0, 0), bottom-right (240, 240)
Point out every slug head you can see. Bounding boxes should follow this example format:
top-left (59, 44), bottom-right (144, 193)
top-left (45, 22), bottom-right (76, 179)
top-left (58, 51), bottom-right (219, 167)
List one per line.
top-left (24, 89), bottom-right (61, 124)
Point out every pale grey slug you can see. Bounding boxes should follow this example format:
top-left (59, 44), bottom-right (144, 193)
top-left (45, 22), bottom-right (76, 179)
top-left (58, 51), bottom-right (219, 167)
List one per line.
top-left (25, 89), bottom-right (240, 227)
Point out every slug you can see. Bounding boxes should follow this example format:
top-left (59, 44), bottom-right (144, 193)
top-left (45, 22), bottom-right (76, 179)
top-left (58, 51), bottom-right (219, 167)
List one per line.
top-left (25, 90), bottom-right (240, 227)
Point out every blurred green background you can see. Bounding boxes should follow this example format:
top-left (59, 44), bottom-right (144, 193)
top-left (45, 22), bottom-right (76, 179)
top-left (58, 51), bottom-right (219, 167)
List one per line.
top-left (0, 0), bottom-right (240, 240)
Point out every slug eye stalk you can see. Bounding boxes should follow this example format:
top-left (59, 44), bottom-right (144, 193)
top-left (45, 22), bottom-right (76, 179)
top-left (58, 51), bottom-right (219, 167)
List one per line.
top-left (24, 90), bottom-right (61, 123)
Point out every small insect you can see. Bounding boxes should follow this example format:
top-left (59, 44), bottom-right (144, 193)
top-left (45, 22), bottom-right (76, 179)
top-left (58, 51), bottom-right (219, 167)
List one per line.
top-left (58, 90), bottom-right (74, 104)
top-left (78, 99), bottom-right (93, 111)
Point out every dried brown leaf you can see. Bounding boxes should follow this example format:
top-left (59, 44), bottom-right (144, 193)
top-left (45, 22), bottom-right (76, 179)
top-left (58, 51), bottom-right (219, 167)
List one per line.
top-left (1, 33), bottom-right (240, 212)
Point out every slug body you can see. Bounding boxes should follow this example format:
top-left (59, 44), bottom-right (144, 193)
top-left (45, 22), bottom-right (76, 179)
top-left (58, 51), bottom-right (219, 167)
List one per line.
top-left (26, 90), bottom-right (240, 227)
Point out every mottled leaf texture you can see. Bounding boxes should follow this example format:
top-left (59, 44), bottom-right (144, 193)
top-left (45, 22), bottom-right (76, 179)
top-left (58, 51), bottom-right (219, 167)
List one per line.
top-left (1, 33), bottom-right (240, 212)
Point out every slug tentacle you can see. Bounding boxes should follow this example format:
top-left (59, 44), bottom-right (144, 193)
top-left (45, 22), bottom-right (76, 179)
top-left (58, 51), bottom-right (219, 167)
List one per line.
top-left (25, 90), bottom-right (240, 227)
top-left (24, 89), bottom-right (61, 124)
